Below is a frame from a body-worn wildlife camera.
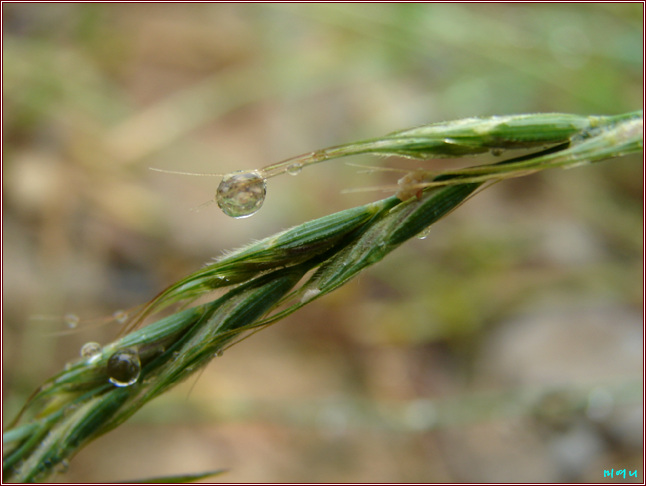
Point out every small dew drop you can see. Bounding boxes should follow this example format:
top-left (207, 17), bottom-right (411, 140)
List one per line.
top-left (286, 162), bottom-right (303, 176)
top-left (216, 170), bottom-right (267, 218)
top-left (112, 310), bottom-right (128, 324)
top-left (107, 348), bottom-right (141, 387)
top-left (490, 148), bottom-right (504, 156)
top-left (214, 349), bottom-right (224, 358)
top-left (417, 228), bottom-right (431, 240)
top-left (64, 313), bottom-right (80, 329)
top-left (62, 402), bottom-right (79, 417)
top-left (80, 341), bottom-right (102, 359)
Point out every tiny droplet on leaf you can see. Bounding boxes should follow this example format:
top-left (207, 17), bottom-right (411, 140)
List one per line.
top-left (80, 341), bottom-right (102, 359)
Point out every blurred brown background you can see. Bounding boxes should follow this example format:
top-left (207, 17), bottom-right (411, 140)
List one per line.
top-left (2, 3), bottom-right (643, 483)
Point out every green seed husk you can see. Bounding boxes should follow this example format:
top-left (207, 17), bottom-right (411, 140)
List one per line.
top-left (261, 111), bottom-right (642, 177)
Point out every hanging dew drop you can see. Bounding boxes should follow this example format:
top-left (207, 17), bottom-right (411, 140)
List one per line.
top-left (216, 170), bottom-right (266, 218)
top-left (64, 313), bottom-right (79, 329)
top-left (286, 162), bottom-right (303, 176)
top-left (80, 341), bottom-right (102, 359)
top-left (107, 348), bottom-right (141, 387)
top-left (417, 228), bottom-right (431, 240)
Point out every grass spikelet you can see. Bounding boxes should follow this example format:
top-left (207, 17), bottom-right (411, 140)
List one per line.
top-left (3, 111), bottom-right (642, 483)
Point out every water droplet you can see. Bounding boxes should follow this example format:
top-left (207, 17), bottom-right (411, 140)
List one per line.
top-left (214, 275), bottom-right (230, 286)
top-left (64, 313), bottom-right (79, 329)
top-left (417, 228), bottom-right (431, 240)
top-left (286, 162), bottom-right (303, 176)
top-left (62, 402), bottom-right (79, 417)
top-left (80, 341), bottom-right (102, 359)
top-left (490, 148), bottom-right (504, 156)
top-left (216, 170), bottom-right (266, 218)
top-left (214, 349), bottom-right (224, 357)
top-left (107, 348), bottom-right (141, 387)
top-left (112, 310), bottom-right (128, 323)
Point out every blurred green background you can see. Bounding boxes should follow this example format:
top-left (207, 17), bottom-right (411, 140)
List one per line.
top-left (3, 3), bottom-right (643, 483)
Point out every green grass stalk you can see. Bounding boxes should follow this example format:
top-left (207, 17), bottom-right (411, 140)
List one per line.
top-left (3, 111), bottom-right (642, 483)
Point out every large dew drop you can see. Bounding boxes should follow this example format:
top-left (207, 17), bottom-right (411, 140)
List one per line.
top-left (107, 348), bottom-right (141, 387)
top-left (216, 170), bottom-right (267, 218)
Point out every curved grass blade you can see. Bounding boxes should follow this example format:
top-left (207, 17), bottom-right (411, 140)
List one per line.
top-left (260, 111), bottom-right (641, 177)
top-left (119, 469), bottom-right (228, 483)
